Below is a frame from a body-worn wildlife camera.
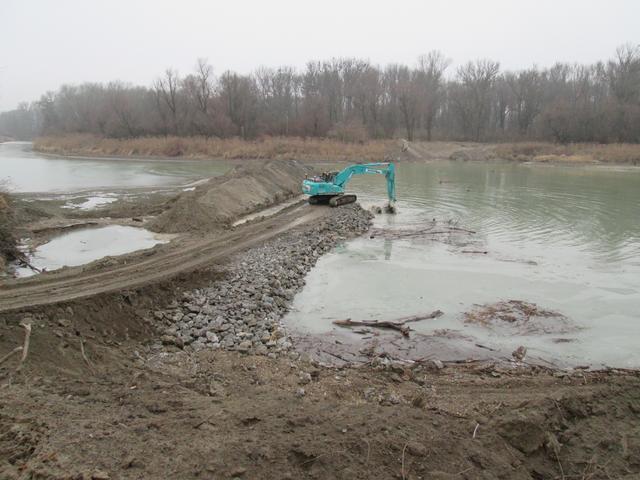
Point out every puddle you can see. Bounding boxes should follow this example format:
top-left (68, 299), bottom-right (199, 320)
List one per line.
top-left (232, 196), bottom-right (305, 227)
top-left (62, 195), bottom-right (118, 210)
top-left (15, 225), bottom-right (171, 277)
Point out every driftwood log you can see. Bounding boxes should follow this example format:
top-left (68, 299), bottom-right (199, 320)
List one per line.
top-left (370, 226), bottom-right (476, 240)
top-left (0, 347), bottom-right (22, 366)
top-left (333, 310), bottom-right (444, 337)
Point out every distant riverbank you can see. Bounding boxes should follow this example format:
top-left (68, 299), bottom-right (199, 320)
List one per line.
top-left (32, 134), bottom-right (640, 165)
top-left (33, 135), bottom-right (394, 163)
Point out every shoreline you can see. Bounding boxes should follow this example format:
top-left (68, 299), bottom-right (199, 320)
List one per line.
top-left (29, 136), bottom-right (640, 167)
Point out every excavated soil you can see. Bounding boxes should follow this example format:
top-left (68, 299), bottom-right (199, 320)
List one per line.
top-left (149, 160), bottom-right (310, 234)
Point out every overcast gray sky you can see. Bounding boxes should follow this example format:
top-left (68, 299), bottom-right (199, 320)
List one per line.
top-left (1, 0), bottom-right (639, 112)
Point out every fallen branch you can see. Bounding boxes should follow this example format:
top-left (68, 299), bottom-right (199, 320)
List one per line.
top-left (449, 227), bottom-right (477, 234)
top-left (401, 442), bottom-right (408, 480)
top-left (15, 321), bottom-right (31, 371)
top-left (0, 347), bottom-right (22, 366)
top-left (80, 338), bottom-right (95, 373)
top-left (320, 350), bottom-right (359, 364)
top-left (333, 311), bottom-right (443, 337)
top-left (17, 257), bottom-right (42, 273)
top-left (370, 226), bottom-right (476, 240)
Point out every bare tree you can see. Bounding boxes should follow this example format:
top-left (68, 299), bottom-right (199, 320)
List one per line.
top-left (153, 69), bottom-right (181, 135)
top-left (9, 45), bottom-right (640, 144)
top-left (392, 66), bottom-right (421, 141)
top-left (506, 69), bottom-right (544, 135)
top-left (219, 72), bottom-right (259, 139)
top-left (453, 60), bottom-right (500, 141)
top-left (417, 51), bottom-right (450, 140)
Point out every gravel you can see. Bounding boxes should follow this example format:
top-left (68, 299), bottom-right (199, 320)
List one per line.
top-left (153, 204), bottom-right (373, 356)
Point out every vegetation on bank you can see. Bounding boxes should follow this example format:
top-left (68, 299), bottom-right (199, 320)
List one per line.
top-left (494, 142), bottom-right (640, 165)
top-left (33, 134), bottom-right (640, 165)
top-left (3, 46), bottom-right (640, 145)
top-left (33, 134), bottom-right (394, 162)
top-left (0, 190), bottom-right (20, 270)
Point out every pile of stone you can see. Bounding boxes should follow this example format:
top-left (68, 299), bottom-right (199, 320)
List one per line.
top-left (154, 204), bottom-right (373, 356)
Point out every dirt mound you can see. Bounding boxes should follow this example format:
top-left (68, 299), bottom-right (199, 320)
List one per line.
top-left (493, 386), bottom-right (640, 478)
top-left (149, 160), bottom-right (310, 234)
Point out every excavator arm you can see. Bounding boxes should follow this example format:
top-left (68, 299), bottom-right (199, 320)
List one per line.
top-left (333, 162), bottom-right (396, 203)
top-left (302, 162), bottom-right (396, 210)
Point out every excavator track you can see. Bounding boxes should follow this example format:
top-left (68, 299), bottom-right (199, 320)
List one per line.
top-left (329, 194), bottom-right (357, 207)
top-left (308, 195), bottom-right (333, 205)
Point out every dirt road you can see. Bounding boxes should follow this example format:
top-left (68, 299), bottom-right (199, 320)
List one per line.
top-left (0, 202), bottom-right (325, 313)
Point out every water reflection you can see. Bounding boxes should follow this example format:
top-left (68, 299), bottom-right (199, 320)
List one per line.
top-left (383, 239), bottom-right (393, 260)
top-left (286, 161), bottom-right (640, 368)
top-left (0, 142), bottom-right (231, 193)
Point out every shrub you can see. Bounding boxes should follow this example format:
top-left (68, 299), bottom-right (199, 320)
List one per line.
top-left (0, 191), bottom-right (20, 267)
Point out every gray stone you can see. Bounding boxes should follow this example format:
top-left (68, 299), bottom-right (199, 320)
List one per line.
top-left (205, 331), bottom-right (219, 343)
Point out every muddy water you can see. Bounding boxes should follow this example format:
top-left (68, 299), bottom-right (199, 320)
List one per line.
top-left (0, 142), bottom-right (230, 193)
top-left (285, 161), bottom-right (640, 368)
top-left (16, 225), bottom-right (170, 277)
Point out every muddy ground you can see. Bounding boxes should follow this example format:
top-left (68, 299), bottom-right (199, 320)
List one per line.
top-left (1, 159), bottom-right (639, 479)
top-left (1, 263), bottom-right (639, 479)
top-left (2, 218), bottom-right (639, 480)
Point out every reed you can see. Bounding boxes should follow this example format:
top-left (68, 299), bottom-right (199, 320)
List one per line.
top-left (33, 134), bottom-right (394, 162)
top-left (494, 142), bottom-right (640, 165)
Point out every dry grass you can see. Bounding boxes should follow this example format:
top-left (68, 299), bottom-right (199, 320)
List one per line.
top-left (494, 142), bottom-right (640, 165)
top-left (34, 134), bottom-right (394, 162)
top-left (33, 135), bottom-right (640, 165)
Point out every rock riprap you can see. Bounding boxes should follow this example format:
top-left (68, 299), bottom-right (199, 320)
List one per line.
top-left (154, 204), bottom-right (373, 355)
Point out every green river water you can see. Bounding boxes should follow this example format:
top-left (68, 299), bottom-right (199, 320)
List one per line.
top-left (285, 161), bottom-right (640, 368)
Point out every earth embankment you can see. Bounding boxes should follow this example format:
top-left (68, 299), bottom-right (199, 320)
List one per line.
top-left (149, 160), bottom-right (309, 234)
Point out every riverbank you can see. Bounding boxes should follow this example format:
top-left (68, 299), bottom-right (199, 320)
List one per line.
top-left (32, 134), bottom-right (640, 165)
top-left (2, 202), bottom-right (639, 479)
top-left (33, 134), bottom-right (395, 162)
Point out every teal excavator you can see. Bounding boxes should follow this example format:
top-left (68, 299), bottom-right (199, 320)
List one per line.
top-left (301, 162), bottom-right (396, 211)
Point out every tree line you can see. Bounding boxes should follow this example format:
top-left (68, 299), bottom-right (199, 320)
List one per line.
top-left (1, 45), bottom-right (639, 144)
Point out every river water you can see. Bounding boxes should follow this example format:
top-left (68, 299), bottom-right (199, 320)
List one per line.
top-left (0, 141), bottom-right (230, 193)
top-left (15, 225), bottom-right (171, 277)
top-left (285, 161), bottom-right (640, 368)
